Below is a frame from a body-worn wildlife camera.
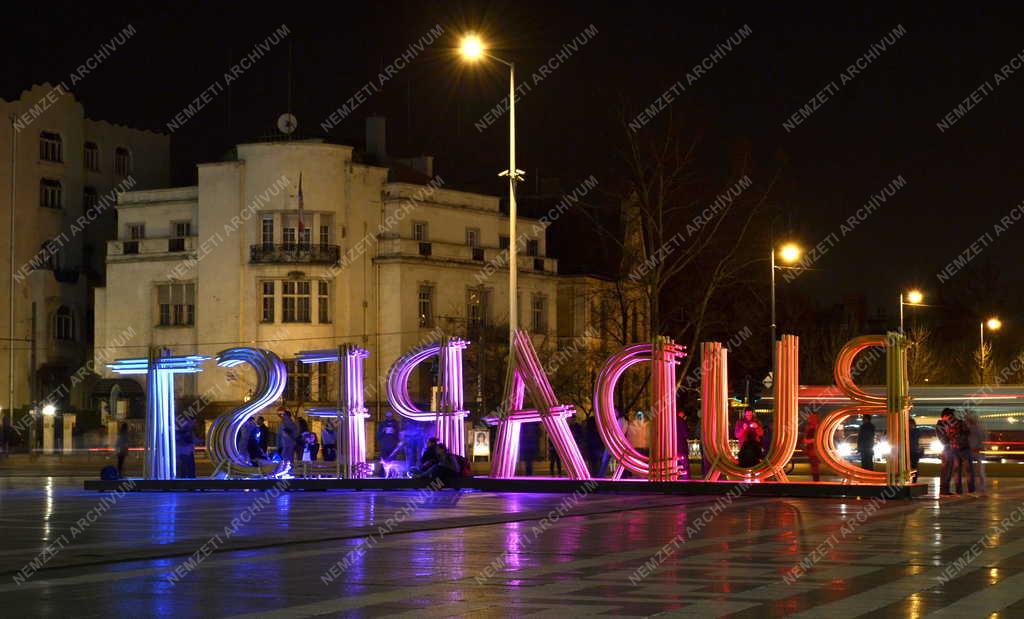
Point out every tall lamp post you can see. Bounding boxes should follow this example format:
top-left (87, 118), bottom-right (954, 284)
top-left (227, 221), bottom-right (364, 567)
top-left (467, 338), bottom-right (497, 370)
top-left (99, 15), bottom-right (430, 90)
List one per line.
top-left (898, 289), bottom-right (924, 334)
top-left (770, 243), bottom-right (802, 372)
top-left (980, 317), bottom-right (1002, 384)
top-left (459, 34), bottom-right (523, 349)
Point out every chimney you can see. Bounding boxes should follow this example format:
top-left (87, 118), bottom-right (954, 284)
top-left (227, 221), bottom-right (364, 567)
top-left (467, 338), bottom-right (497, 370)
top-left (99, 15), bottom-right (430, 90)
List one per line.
top-left (366, 116), bottom-right (386, 161)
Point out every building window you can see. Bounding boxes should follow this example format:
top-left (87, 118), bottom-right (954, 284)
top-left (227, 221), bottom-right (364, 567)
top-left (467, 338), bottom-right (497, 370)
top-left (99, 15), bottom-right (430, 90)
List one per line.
top-left (316, 362), bottom-right (335, 401)
top-left (527, 239), bottom-right (539, 256)
top-left (54, 306), bottom-right (74, 340)
top-left (318, 280), bottom-right (331, 323)
top-left (40, 179), bottom-right (62, 209)
top-left (83, 186), bottom-right (98, 211)
top-left (466, 228), bottom-right (480, 247)
top-left (38, 241), bottom-right (60, 271)
top-left (412, 221), bottom-right (428, 241)
top-left (157, 283), bottom-right (195, 327)
top-left (418, 285), bottom-right (434, 327)
top-left (499, 235), bottom-right (510, 250)
top-left (282, 280), bottom-right (311, 323)
top-left (127, 223), bottom-right (145, 240)
top-left (261, 216), bottom-right (274, 247)
top-left (531, 294), bottom-right (547, 333)
top-left (467, 287), bottom-right (490, 330)
top-left (261, 281), bottom-right (275, 323)
top-left (169, 221), bottom-right (190, 252)
top-left (84, 141), bottom-right (100, 171)
top-left (283, 227), bottom-right (296, 248)
top-left (114, 147), bottom-right (132, 176)
top-left (299, 226), bottom-right (312, 248)
top-left (284, 360), bottom-right (310, 401)
top-left (40, 131), bottom-right (63, 163)
top-left (320, 224), bottom-right (330, 247)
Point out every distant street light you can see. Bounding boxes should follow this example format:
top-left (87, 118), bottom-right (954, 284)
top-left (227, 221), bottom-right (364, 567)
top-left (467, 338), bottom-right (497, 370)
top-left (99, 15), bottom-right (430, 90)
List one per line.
top-left (771, 242), bottom-right (802, 371)
top-left (41, 404), bottom-right (57, 417)
top-left (980, 317), bottom-right (1003, 384)
top-left (899, 289), bottom-right (924, 334)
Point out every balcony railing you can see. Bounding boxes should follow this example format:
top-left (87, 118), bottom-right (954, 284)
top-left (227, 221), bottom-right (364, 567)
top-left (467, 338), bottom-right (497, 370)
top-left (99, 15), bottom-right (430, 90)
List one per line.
top-left (249, 243), bottom-right (340, 264)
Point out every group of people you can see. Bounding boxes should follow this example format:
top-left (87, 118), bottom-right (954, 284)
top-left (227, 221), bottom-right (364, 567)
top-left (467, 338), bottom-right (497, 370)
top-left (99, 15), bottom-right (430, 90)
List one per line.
top-left (240, 410), bottom-right (339, 476)
top-left (409, 437), bottom-right (469, 485)
top-left (936, 407), bottom-right (986, 495)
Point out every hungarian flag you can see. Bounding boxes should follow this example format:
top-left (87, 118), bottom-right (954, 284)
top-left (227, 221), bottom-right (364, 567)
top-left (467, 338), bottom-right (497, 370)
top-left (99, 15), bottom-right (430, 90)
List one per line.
top-left (297, 172), bottom-right (306, 239)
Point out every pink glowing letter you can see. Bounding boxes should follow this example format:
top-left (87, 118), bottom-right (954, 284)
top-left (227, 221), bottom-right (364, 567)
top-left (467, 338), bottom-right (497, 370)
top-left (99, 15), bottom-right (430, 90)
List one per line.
top-left (594, 338), bottom-right (686, 481)
top-left (701, 335), bottom-right (799, 481)
top-left (489, 329), bottom-right (590, 480)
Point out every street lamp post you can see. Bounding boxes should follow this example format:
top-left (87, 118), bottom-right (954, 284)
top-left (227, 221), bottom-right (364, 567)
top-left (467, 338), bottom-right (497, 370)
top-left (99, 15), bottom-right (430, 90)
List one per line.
top-left (770, 243), bottom-right (801, 373)
top-left (980, 317), bottom-right (1002, 384)
top-left (899, 289), bottom-right (923, 334)
top-left (460, 34), bottom-right (521, 349)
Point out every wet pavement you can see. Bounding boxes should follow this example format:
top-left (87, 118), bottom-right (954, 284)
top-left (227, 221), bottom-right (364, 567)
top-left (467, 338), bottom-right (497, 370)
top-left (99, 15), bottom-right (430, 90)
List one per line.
top-left (1, 476), bottom-right (1023, 617)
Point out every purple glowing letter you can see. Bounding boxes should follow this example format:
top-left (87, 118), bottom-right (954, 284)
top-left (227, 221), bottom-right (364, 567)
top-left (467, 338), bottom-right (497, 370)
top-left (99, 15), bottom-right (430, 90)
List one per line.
top-left (108, 351), bottom-right (209, 480)
top-left (386, 338), bottom-right (469, 456)
top-left (298, 344), bottom-right (370, 477)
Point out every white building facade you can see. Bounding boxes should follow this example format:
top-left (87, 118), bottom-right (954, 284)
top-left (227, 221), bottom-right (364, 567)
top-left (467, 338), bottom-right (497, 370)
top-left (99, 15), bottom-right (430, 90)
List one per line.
top-left (0, 84), bottom-right (169, 417)
top-left (94, 139), bottom-right (562, 421)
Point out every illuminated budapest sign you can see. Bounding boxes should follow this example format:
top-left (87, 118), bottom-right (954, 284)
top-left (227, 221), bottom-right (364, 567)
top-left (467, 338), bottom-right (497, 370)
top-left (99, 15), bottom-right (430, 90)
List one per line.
top-left (110, 329), bottom-right (911, 484)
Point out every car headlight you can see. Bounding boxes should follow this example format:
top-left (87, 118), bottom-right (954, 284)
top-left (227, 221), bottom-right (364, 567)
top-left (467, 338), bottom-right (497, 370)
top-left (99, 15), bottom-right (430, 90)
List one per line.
top-left (876, 440), bottom-right (891, 455)
top-left (928, 439), bottom-right (944, 454)
top-left (837, 442), bottom-right (853, 457)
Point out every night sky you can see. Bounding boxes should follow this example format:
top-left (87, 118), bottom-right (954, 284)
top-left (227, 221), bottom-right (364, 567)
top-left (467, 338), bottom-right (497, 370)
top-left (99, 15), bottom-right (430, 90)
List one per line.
top-left (4, 2), bottom-right (1024, 323)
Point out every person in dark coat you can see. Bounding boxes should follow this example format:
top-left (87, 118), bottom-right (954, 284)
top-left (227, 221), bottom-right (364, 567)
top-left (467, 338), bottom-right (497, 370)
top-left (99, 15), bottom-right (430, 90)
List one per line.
top-left (519, 422), bottom-right (540, 476)
top-left (909, 417), bottom-right (924, 483)
top-left (321, 420), bottom-right (337, 462)
top-left (422, 443), bottom-right (461, 486)
top-left (947, 414), bottom-right (975, 494)
top-left (247, 421), bottom-right (267, 465)
top-left (256, 416), bottom-right (270, 454)
top-left (936, 409), bottom-right (955, 495)
top-left (584, 414), bottom-right (605, 477)
top-left (857, 415), bottom-right (876, 471)
top-left (116, 422), bottom-right (129, 477)
top-left (676, 410), bottom-right (691, 479)
top-left (175, 416), bottom-right (196, 478)
top-left (734, 409), bottom-right (763, 467)
top-left (277, 410), bottom-right (298, 468)
top-left (377, 411), bottom-right (401, 460)
top-left (804, 413), bottom-right (821, 482)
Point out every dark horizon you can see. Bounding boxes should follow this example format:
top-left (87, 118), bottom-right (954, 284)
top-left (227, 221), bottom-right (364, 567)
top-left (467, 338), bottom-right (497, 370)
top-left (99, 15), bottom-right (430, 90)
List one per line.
top-left (4, 1), bottom-right (1024, 334)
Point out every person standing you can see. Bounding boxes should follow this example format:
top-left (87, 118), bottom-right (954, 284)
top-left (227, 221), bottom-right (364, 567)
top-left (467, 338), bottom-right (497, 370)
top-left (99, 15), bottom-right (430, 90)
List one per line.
top-left (804, 413), bottom-right (821, 482)
top-left (949, 413), bottom-right (975, 494)
top-left (176, 416), bottom-right (196, 478)
top-left (377, 411), bottom-right (400, 460)
top-left (256, 416), bottom-right (270, 454)
top-left (519, 422), bottom-right (539, 476)
top-left (321, 420), bottom-right (337, 462)
top-left (547, 430), bottom-right (563, 477)
top-left (857, 415), bottom-right (876, 471)
top-left (115, 422), bottom-right (129, 478)
top-left (909, 418), bottom-right (924, 483)
top-left (627, 412), bottom-right (651, 457)
top-left (278, 410), bottom-right (298, 469)
top-left (735, 409), bottom-right (764, 468)
top-left (936, 408), bottom-right (955, 495)
top-left (584, 414), bottom-right (604, 477)
top-left (676, 410), bottom-right (691, 479)
top-left (965, 411), bottom-right (987, 493)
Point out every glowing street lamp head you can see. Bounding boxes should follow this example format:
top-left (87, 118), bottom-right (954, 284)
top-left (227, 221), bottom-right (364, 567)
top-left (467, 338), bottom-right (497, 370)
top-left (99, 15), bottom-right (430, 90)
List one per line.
top-left (777, 243), bottom-right (802, 264)
top-left (987, 317), bottom-right (1003, 331)
top-left (459, 35), bottom-right (485, 61)
top-left (41, 404), bottom-right (56, 417)
top-left (905, 289), bottom-right (924, 305)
